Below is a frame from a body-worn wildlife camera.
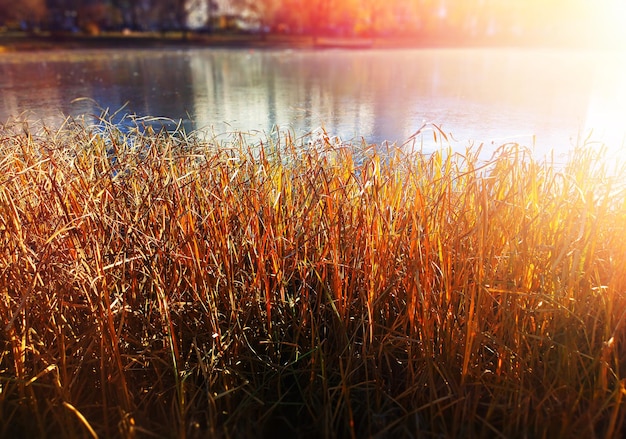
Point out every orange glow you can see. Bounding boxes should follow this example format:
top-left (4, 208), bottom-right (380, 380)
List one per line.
top-left (275, 0), bottom-right (626, 48)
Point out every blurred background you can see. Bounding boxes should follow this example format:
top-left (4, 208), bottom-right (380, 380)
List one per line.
top-left (1, 0), bottom-right (625, 48)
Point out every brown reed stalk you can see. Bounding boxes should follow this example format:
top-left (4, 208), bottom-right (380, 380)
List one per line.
top-left (0, 118), bottom-right (625, 438)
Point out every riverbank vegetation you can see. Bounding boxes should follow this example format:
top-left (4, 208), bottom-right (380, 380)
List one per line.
top-left (1, 118), bottom-right (625, 438)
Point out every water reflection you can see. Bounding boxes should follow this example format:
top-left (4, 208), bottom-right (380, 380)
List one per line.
top-left (1, 48), bottom-right (625, 158)
top-left (584, 55), bottom-right (626, 149)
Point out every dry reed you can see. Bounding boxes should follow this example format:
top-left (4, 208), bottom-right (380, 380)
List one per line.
top-left (1, 118), bottom-right (625, 438)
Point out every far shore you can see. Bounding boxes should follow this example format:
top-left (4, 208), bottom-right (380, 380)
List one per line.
top-left (0, 30), bottom-right (612, 54)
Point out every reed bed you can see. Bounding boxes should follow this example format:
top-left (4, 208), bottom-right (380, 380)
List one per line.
top-left (1, 118), bottom-right (625, 438)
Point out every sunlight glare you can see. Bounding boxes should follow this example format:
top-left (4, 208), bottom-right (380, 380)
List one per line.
top-left (592, 0), bottom-right (626, 48)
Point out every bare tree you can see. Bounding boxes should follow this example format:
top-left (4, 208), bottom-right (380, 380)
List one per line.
top-left (144, 0), bottom-right (190, 36)
top-left (110, 0), bottom-right (139, 30)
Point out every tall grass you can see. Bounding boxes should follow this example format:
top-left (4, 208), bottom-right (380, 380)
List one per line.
top-left (1, 118), bottom-right (625, 438)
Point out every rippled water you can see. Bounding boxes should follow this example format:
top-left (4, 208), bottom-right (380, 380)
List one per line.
top-left (1, 47), bottom-right (625, 159)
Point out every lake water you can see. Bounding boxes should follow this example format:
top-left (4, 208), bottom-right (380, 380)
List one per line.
top-left (1, 47), bottom-right (626, 161)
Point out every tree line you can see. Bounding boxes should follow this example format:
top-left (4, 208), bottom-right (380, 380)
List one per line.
top-left (1, 0), bottom-right (223, 34)
top-left (0, 0), bottom-right (596, 44)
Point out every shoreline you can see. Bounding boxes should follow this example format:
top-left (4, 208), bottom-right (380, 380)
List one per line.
top-left (0, 31), bottom-right (615, 54)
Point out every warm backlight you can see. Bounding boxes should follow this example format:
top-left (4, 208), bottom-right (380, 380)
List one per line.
top-left (290, 0), bottom-right (626, 48)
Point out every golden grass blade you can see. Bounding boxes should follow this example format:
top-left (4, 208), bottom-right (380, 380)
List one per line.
top-left (1, 118), bottom-right (625, 438)
top-left (62, 402), bottom-right (99, 439)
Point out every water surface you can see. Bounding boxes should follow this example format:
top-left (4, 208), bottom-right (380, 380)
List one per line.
top-left (1, 47), bottom-right (625, 160)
